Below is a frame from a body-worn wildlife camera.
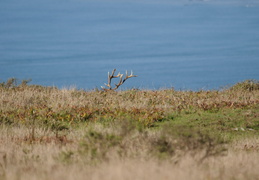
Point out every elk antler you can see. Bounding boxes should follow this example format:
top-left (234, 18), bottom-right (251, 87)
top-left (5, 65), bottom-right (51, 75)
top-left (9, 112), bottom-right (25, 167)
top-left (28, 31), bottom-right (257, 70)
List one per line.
top-left (101, 69), bottom-right (137, 91)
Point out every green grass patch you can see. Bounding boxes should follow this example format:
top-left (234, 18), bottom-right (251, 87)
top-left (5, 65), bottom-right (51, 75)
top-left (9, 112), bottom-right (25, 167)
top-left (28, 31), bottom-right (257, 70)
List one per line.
top-left (159, 107), bottom-right (259, 141)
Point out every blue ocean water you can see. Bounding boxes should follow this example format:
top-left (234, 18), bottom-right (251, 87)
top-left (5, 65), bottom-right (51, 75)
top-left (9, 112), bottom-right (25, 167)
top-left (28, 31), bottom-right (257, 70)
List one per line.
top-left (0, 0), bottom-right (259, 90)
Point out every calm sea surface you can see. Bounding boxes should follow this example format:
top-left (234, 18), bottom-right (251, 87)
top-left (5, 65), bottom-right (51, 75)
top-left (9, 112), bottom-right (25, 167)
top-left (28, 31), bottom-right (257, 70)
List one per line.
top-left (1, 0), bottom-right (259, 90)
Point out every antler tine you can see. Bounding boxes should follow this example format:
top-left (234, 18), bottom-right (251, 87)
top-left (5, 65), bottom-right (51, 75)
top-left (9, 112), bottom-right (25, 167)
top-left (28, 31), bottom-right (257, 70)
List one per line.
top-left (103, 69), bottom-right (117, 90)
top-left (111, 69), bottom-right (123, 78)
top-left (125, 70), bottom-right (137, 79)
top-left (132, 70), bottom-right (137, 77)
top-left (102, 69), bottom-right (137, 91)
top-left (130, 70), bottom-right (134, 76)
top-left (107, 71), bottom-right (111, 88)
top-left (112, 73), bottom-right (122, 90)
top-left (111, 69), bottom-right (116, 77)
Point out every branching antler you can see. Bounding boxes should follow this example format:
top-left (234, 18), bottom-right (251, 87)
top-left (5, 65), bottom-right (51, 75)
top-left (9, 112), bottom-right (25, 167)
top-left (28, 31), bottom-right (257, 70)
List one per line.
top-left (101, 69), bottom-right (137, 91)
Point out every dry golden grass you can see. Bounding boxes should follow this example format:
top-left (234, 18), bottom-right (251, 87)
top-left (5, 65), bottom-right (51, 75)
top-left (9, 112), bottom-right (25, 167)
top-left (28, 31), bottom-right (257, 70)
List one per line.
top-left (0, 80), bottom-right (258, 126)
top-left (0, 79), bottom-right (259, 180)
top-left (0, 126), bottom-right (259, 180)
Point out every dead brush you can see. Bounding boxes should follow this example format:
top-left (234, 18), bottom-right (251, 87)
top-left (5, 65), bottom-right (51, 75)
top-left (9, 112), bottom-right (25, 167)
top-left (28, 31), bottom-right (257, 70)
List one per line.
top-left (229, 79), bottom-right (259, 91)
top-left (151, 124), bottom-right (228, 163)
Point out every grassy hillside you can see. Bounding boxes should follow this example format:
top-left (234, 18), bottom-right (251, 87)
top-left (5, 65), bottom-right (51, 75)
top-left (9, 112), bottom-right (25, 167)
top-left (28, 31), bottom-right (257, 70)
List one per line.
top-left (0, 79), bottom-right (259, 180)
